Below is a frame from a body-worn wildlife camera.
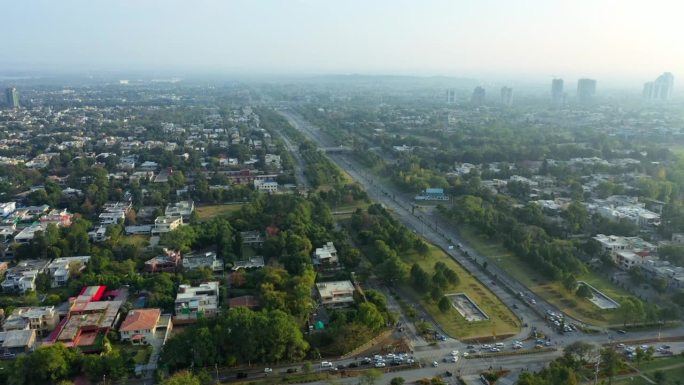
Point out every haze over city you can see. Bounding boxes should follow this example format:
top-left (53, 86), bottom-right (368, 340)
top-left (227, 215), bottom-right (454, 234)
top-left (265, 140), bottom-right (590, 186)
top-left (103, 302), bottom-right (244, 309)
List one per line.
top-left (5, 2), bottom-right (684, 385)
top-left (3, 0), bottom-right (684, 86)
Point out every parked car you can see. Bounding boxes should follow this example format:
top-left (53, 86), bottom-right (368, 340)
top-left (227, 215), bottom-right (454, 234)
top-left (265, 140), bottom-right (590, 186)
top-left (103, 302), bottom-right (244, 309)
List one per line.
top-left (264, 368), bottom-right (273, 373)
top-left (432, 361), bottom-right (439, 367)
top-left (286, 368), bottom-right (298, 373)
top-left (374, 362), bottom-right (386, 368)
top-left (348, 362), bottom-right (358, 368)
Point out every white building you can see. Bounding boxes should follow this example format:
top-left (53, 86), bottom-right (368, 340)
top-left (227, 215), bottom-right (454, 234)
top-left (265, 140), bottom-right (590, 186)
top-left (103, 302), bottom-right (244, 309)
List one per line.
top-left (165, 201), bottom-right (194, 220)
top-left (0, 202), bottom-right (16, 217)
top-left (316, 281), bottom-right (356, 308)
top-left (254, 179), bottom-right (278, 193)
top-left (13, 224), bottom-right (46, 245)
top-left (88, 226), bottom-right (109, 242)
top-left (593, 234), bottom-right (656, 270)
top-left (312, 242), bottom-right (339, 271)
top-left (46, 256), bottom-right (90, 288)
top-left (174, 282), bottom-right (220, 322)
top-left (1, 260), bottom-right (49, 293)
top-left (152, 216), bottom-right (183, 236)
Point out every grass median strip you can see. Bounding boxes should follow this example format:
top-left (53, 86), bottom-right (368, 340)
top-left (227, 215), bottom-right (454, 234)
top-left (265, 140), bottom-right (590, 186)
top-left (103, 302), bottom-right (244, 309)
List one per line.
top-left (401, 242), bottom-right (520, 340)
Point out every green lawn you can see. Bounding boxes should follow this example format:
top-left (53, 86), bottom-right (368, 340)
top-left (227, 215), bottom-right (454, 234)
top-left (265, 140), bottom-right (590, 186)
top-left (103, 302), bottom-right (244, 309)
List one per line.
top-left (614, 356), bottom-right (684, 385)
top-left (195, 204), bottom-right (244, 221)
top-left (121, 234), bottom-right (149, 249)
top-left (400, 242), bottom-right (520, 341)
top-left (457, 225), bottom-right (630, 326)
top-left (120, 344), bottom-right (152, 365)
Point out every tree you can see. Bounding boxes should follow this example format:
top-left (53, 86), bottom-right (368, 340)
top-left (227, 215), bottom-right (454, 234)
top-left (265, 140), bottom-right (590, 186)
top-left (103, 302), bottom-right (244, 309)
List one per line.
top-left (562, 273), bottom-right (577, 292)
top-left (600, 348), bottom-right (622, 385)
top-left (377, 255), bottom-right (408, 285)
top-left (563, 341), bottom-right (595, 363)
top-left (410, 263), bottom-right (431, 292)
top-left (576, 284), bottom-right (593, 299)
top-left (438, 296), bottom-right (451, 313)
top-left (357, 302), bottom-right (385, 331)
top-left (160, 371), bottom-right (201, 385)
top-left (653, 370), bottom-right (666, 385)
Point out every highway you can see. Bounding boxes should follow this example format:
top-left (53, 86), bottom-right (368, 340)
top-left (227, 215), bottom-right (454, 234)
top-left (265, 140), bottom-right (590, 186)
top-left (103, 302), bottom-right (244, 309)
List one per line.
top-left (273, 108), bottom-right (684, 383)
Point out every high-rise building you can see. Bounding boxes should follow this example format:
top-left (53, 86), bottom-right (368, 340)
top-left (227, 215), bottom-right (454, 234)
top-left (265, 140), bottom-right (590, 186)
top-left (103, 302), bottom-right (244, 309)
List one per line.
top-left (471, 86), bottom-right (485, 106)
top-left (500, 87), bottom-right (513, 106)
top-left (643, 72), bottom-right (674, 100)
top-left (577, 78), bottom-right (596, 104)
top-left (5, 87), bottom-right (19, 109)
top-left (551, 78), bottom-right (564, 106)
top-left (446, 89), bottom-right (456, 104)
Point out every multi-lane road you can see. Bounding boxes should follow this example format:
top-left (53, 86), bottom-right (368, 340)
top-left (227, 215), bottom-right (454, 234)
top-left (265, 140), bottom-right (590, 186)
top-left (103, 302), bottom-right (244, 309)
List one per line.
top-left (275, 108), bottom-right (684, 384)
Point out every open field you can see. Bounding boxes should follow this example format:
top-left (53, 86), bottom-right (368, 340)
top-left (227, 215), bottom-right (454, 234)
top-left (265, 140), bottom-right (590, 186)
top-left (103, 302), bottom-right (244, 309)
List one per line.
top-left (195, 204), bottom-right (244, 221)
top-left (457, 225), bottom-right (631, 326)
top-left (400, 243), bottom-right (520, 340)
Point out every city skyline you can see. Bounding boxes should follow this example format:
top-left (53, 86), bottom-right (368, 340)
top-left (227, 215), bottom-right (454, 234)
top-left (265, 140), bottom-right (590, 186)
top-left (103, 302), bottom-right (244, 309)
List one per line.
top-left (2, 0), bottom-right (684, 85)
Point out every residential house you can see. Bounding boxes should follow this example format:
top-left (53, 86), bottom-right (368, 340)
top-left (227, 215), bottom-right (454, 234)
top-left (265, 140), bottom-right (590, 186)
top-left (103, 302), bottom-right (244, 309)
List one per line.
top-left (144, 249), bottom-right (182, 273)
top-left (174, 282), bottom-right (219, 324)
top-left (312, 242), bottom-right (340, 271)
top-left (315, 281), bottom-right (356, 308)
top-left (119, 308), bottom-right (172, 345)
top-left (183, 251), bottom-right (224, 272)
top-left (232, 256), bottom-right (265, 271)
top-left (0, 330), bottom-right (36, 358)
top-left (240, 231), bottom-right (264, 247)
top-left (1, 260), bottom-right (49, 293)
top-left (165, 200), bottom-right (194, 221)
top-left (2, 306), bottom-right (58, 336)
top-left (254, 179), bottom-right (278, 193)
top-left (593, 234), bottom-right (656, 270)
top-left (151, 216), bottom-right (183, 236)
top-left (45, 286), bottom-right (123, 352)
top-left (46, 256), bottom-right (90, 288)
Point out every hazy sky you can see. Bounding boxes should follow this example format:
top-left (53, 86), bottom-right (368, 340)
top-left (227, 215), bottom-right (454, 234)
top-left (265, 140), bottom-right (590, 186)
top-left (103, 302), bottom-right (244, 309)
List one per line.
top-left (3, 0), bottom-right (683, 82)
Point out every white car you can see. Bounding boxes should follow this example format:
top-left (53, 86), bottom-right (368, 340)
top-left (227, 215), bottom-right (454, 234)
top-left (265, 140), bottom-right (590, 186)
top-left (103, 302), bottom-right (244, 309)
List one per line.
top-left (490, 348), bottom-right (501, 352)
top-left (450, 350), bottom-right (459, 356)
top-left (264, 368), bottom-right (273, 373)
top-left (374, 362), bottom-right (386, 368)
top-left (462, 352), bottom-right (469, 358)
top-left (451, 356), bottom-right (459, 363)
top-left (432, 361), bottom-right (439, 367)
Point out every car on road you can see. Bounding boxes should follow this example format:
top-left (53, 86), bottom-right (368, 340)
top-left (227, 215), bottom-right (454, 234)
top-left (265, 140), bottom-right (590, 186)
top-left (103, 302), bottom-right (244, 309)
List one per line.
top-left (348, 362), bottom-right (358, 368)
top-left (617, 330), bottom-right (627, 334)
top-left (236, 373), bottom-right (248, 379)
top-left (445, 371), bottom-right (453, 377)
top-left (286, 368), bottom-right (298, 373)
top-left (264, 368), bottom-right (272, 373)
top-left (336, 365), bottom-right (345, 370)
top-left (321, 361), bottom-right (333, 368)
top-left (432, 361), bottom-right (439, 367)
